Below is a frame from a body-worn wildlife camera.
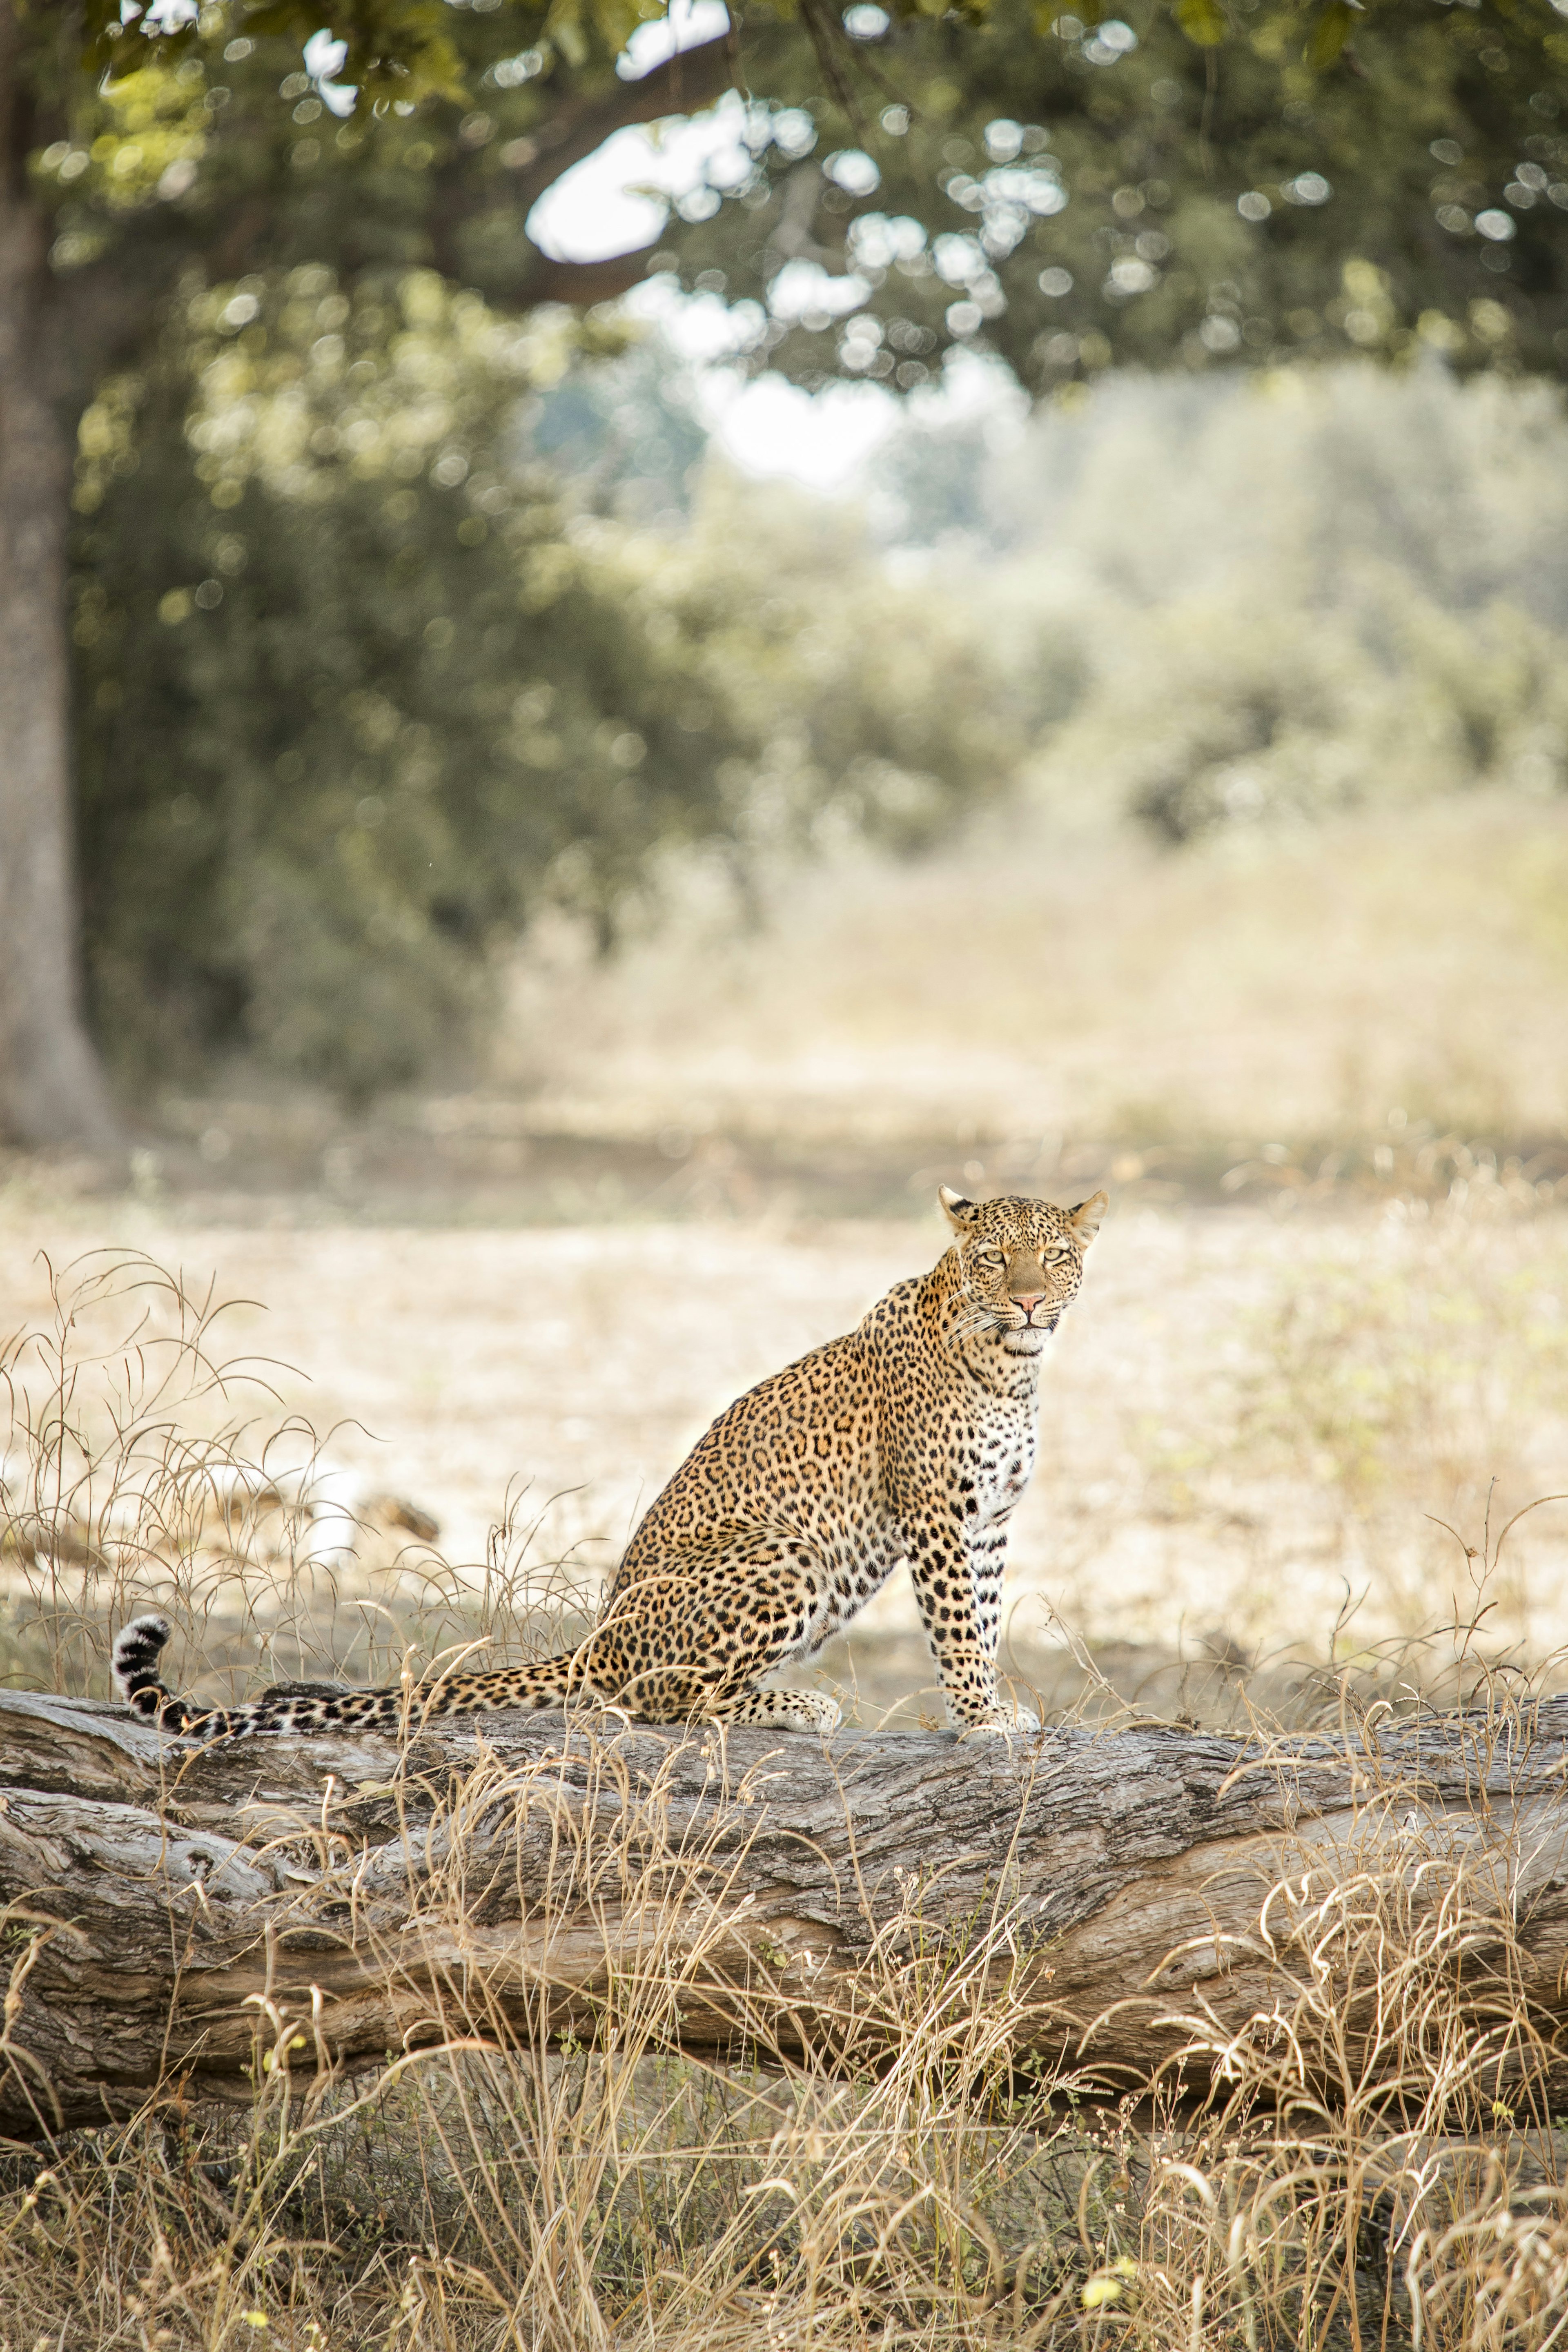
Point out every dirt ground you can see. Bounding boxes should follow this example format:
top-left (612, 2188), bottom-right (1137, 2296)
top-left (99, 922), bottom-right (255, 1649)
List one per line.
top-left (4, 1176), bottom-right (1565, 1725)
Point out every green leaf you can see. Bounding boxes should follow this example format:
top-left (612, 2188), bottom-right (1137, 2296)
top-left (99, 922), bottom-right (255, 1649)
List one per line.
top-left (1175, 0), bottom-right (1228, 45)
top-left (78, 0), bottom-right (476, 105)
top-left (1307, 0), bottom-right (1356, 68)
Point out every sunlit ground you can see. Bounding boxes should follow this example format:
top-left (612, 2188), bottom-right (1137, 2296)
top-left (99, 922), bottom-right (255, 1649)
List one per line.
top-left (4, 1190), bottom-right (1564, 1705)
top-left (4, 787), bottom-right (1566, 1708)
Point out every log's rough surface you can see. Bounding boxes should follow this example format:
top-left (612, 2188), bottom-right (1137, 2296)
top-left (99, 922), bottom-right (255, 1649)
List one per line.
top-left (2, 1686), bottom-right (1567, 2135)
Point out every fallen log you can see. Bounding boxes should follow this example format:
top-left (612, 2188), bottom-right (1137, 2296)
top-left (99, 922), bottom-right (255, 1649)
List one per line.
top-left (2, 1683), bottom-right (1567, 2136)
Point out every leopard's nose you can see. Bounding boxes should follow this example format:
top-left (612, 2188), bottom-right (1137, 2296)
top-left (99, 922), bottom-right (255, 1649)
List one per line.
top-left (1013, 1292), bottom-right (1045, 1313)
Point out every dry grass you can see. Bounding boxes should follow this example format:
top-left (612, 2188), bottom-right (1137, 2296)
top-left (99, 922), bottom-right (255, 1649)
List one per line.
top-left (492, 792), bottom-right (1568, 1158)
top-left (3, 1255), bottom-right (1568, 2348)
top-left (0, 1251), bottom-right (600, 1707)
top-left (4, 1196), bottom-right (1565, 1702)
top-left (5, 1800), bottom-right (1568, 2352)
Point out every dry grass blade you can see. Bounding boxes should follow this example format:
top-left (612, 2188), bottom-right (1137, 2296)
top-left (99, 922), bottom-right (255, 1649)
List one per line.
top-left (3, 1254), bottom-right (1568, 2347)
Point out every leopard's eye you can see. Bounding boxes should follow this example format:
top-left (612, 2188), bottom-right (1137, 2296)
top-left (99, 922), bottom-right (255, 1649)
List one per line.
top-left (978, 1245), bottom-right (1004, 1266)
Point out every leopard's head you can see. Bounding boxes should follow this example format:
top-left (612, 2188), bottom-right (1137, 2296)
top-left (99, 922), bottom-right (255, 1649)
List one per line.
top-left (938, 1186), bottom-right (1107, 1357)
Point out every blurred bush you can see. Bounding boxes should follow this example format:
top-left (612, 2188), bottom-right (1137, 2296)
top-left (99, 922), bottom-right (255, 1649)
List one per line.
top-left (69, 273), bottom-right (1041, 1098)
top-left (927, 363), bottom-right (1568, 842)
top-left (608, 470), bottom-right (1065, 871)
top-left (1041, 579), bottom-right (1568, 846)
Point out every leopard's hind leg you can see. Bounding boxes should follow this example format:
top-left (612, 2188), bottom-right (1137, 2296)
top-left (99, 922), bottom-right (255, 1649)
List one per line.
top-left (585, 1538), bottom-right (839, 1732)
top-left (588, 1666), bottom-right (840, 1732)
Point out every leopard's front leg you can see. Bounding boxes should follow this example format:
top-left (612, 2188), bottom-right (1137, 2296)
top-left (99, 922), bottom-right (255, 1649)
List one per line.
top-left (902, 1507), bottom-right (1033, 1732)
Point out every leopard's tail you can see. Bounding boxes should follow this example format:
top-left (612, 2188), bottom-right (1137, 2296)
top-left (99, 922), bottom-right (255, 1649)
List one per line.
top-left (111, 1613), bottom-right (581, 1743)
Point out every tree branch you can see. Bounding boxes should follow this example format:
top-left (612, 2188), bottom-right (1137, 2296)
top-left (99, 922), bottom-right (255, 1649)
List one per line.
top-left (502, 34), bottom-right (736, 216)
top-left (427, 35), bottom-right (735, 311)
top-left (3, 1686), bottom-right (1568, 2137)
top-left (468, 243), bottom-right (672, 312)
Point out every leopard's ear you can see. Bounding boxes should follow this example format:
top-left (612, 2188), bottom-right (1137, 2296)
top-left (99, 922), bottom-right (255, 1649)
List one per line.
top-left (1067, 1190), bottom-right (1108, 1247)
top-left (939, 1184), bottom-right (979, 1231)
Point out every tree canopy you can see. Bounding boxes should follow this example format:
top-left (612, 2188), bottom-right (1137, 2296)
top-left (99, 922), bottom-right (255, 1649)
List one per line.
top-left (678, 0), bottom-right (1568, 391)
top-left (56, 0), bottom-right (1568, 401)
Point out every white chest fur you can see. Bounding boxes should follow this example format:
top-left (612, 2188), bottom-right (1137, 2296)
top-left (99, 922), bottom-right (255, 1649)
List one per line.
top-left (968, 1402), bottom-right (1039, 1523)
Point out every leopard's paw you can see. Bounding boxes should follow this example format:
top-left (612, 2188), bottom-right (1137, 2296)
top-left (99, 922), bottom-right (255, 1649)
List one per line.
top-left (773, 1690), bottom-right (843, 1733)
top-left (728, 1688), bottom-right (842, 1733)
top-left (958, 1701), bottom-right (1041, 1737)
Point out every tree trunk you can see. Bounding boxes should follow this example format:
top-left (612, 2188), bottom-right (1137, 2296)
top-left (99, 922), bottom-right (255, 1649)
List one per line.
top-left (0, 12), bottom-right (116, 1153)
top-left (2, 1684), bottom-right (1566, 2138)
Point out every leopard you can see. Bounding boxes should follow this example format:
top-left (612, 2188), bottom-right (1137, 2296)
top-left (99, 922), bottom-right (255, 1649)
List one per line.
top-left (111, 1184), bottom-right (1107, 1744)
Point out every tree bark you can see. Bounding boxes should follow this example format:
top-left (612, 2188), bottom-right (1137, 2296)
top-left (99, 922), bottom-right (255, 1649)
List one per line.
top-left (2, 1684), bottom-right (1567, 2139)
top-left (0, 11), bottom-right (117, 1153)
top-left (0, 20), bottom-right (737, 1158)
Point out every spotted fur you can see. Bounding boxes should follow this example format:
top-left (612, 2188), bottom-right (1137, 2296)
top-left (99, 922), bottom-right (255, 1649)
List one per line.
top-left (111, 1187), bottom-right (1106, 1742)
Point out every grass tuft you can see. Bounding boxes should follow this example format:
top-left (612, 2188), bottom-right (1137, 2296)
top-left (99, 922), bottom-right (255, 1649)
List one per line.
top-left (3, 1256), bottom-right (1568, 2347)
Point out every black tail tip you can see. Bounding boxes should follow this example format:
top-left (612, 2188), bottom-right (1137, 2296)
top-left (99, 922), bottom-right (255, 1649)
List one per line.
top-left (111, 1613), bottom-right (173, 1702)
